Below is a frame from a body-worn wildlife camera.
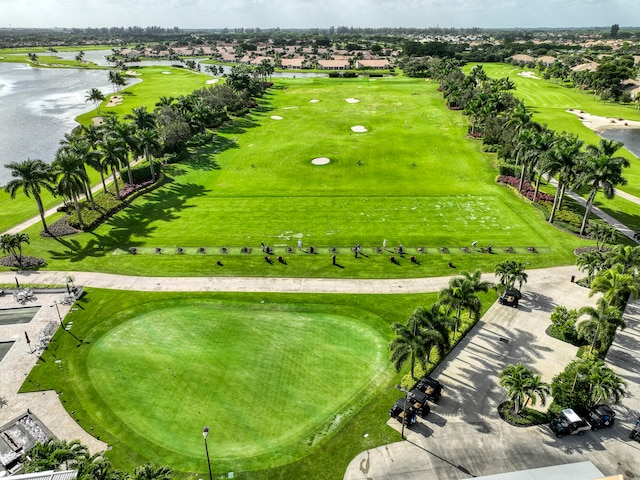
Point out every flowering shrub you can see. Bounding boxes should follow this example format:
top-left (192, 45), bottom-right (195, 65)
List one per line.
top-left (497, 176), bottom-right (554, 202)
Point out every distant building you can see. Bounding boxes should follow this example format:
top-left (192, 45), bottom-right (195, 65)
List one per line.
top-left (317, 59), bottom-right (350, 70)
top-left (355, 59), bottom-right (390, 69)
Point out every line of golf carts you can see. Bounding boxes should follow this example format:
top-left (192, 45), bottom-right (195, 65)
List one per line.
top-left (389, 375), bottom-right (443, 426)
top-left (549, 405), bottom-right (615, 438)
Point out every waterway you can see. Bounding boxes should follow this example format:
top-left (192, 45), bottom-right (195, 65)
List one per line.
top-left (0, 52), bottom-right (326, 186)
top-left (0, 62), bottom-right (112, 186)
top-left (599, 128), bottom-right (640, 159)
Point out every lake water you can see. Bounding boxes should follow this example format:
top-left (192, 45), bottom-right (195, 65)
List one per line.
top-left (0, 62), bottom-right (113, 186)
top-left (599, 128), bottom-right (640, 159)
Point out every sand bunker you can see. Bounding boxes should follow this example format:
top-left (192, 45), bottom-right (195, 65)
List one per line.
top-left (518, 71), bottom-right (540, 79)
top-left (162, 71), bottom-right (172, 75)
top-left (92, 117), bottom-right (104, 126)
top-left (309, 99), bottom-right (319, 103)
top-left (106, 95), bottom-right (123, 107)
top-left (125, 70), bottom-right (141, 76)
top-left (205, 78), bottom-right (219, 84)
top-left (351, 125), bottom-right (367, 133)
top-left (311, 157), bottom-right (330, 165)
top-left (271, 115), bottom-right (283, 120)
top-left (345, 98), bottom-right (360, 103)
top-left (567, 109), bottom-right (640, 132)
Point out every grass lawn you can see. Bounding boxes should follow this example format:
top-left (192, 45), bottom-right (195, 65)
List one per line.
top-left (12, 75), bottom-right (592, 276)
top-left (21, 288), bottom-right (488, 479)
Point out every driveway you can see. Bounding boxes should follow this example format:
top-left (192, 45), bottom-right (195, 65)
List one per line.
top-left (345, 269), bottom-right (640, 479)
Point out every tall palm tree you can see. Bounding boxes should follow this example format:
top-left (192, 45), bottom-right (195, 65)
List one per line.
top-left (81, 124), bottom-right (109, 193)
top-left (100, 137), bottom-right (127, 198)
top-left (577, 297), bottom-right (625, 354)
top-left (137, 128), bottom-right (161, 181)
top-left (4, 159), bottom-right (55, 234)
top-left (85, 88), bottom-right (106, 114)
top-left (587, 221), bottom-right (617, 252)
top-left (460, 269), bottom-right (495, 294)
top-left (544, 133), bottom-right (583, 224)
top-left (531, 129), bottom-right (555, 202)
top-left (389, 320), bottom-right (432, 379)
top-left (576, 139), bottom-right (629, 235)
top-left (52, 149), bottom-right (89, 229)
top-left (59, 136), bottom-right (98, 208)
top-left (407, 303), bottom-right (453, 365)
top-left (125, 106), bottom-right (157, 132)
top-left (106, 119), bottom-right (137, 185)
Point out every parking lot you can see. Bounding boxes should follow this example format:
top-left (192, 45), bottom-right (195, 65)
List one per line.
top-left (345, 270), bottom-right (640, 480)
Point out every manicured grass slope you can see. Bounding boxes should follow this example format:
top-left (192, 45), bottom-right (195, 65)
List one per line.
top-left (20, 76), bottom-right (590, 275)
top-left (24, 290), bottom-right (423, 478)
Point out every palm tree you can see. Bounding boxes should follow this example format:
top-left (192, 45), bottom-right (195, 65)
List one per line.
top-left (576, 250), bottom-right (607, 282)
top-left (460, 269), bottom-right (495, 294)
top-left (522, 373), bottom-right (551, 411)
top-left (126, 106), bottom-right (157, 132)
top-left (577, 297), bottom-right (625, 354)
top-left (587, 221), bottom-right (617, 251)
top-left (100, 137), bottom-right (127, 198)
top-left (106, 119), bottom-right (137, 185)
top-left (544, 133), bottom-right (583, 224)
top-left (603, 244), bottom-right (640, 275)
top-left (531, 129), bottom-right (556, 202)
top-left (0, 233), bottom-right (30, 267)
top-left (439, 276), bottom-right (482, 335)
top-left (137, 128), bottom-right (161, 181)
top-left (81, 124), bottom-right (109, 193)
top-left (4, 159), bottom-right (55, 234)
top-left (85, 88), bottom-right (106, 114)
top-left (576, 139), bottom-right (629, 235)
top-left (494, 260), bottom-right (528, 290)
top-left (52, 149), bottom-right (89, 229)
top-left (588, 361), bottom-right (626, 405)
top-left (59, 136), bottom-right (98, 208)
top-left (389, 319), bottom-right (433, 379)
top-left (407, 303), bottom-right (453, 364)
top-left (499, 363), bottom-right (544, 414)
top-left (132, 462), bottom-right (172, 480)
top-left (590, 265), bottom-right (639, 309)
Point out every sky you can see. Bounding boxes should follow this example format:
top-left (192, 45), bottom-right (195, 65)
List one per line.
top-left (2, 0), bottom-right (638, 30)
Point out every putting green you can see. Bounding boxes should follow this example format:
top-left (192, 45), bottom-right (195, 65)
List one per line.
top-left (85, 300), bottom-right (387, 472)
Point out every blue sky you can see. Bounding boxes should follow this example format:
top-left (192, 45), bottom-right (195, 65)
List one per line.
top-left (2, 0), bottom-right (637, 29)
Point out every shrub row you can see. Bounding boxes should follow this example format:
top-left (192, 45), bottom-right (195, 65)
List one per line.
top-left (497, 175), bottom-right (554, 203)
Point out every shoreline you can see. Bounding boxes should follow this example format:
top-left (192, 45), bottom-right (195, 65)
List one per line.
top-left (566, 108), bottom-right (640, 132)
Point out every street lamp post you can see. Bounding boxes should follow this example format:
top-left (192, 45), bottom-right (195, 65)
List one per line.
top-left (395, 384), bottom-right (409, 440)
top-left (203, 426), bottom-right (213, 480)
top-left (50, 301), bottom-right (63, 328)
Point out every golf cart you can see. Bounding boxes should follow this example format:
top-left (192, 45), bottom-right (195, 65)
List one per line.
top-left (414, 375), bottom-right (443, 402)
top-left (389, 398), bottom-right (417, 426)
top-left (585, 404), bottom-right (615, 430)
top-left (498, 288), bottom-right (521, 308)
top-left (408, 388), bottom-right (431, 417)
top-left (550, 408), bottom-right (591, 438)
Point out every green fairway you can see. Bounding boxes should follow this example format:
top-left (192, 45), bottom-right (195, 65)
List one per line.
top-left (22, 289), bottom-right (466, 478)
top-left (14, 75), bottom-right (591, 276)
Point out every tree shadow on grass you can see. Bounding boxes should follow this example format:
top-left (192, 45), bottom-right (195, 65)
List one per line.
top-left (47, 180), bottom-right (209, 261)
top-left (217, 116), bottom-right (261, 134)
top-left (184, 151), bottom-right (221, 171)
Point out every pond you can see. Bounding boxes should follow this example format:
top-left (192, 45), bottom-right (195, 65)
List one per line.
top-left (599, 128), bottom-right (640, 159)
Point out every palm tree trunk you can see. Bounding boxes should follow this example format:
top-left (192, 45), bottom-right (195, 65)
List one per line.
top-left (99, 169), bottom-right (107, 193)
top-left (580, 191), bottom-right (597, 235)
top-left (146, 147), bottom-right (156, 181)
top-left (518, 164), bottom-right (527, 192)
top-left (533, 173), bottom-right (542, 202)
top-left (548, 181), bottom-right (563, 223)
top-left (34, 194), bottom-right (49, 233)
top-left (73, 194), bottom-right (84, 229)
top-left (410, 353), bottom-right (416, 378)
top-left (112, 168), bottom-right (120, 198)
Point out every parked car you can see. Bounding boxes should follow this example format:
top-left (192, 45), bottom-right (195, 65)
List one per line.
top-left (414, 375), bottom-right (443, 402)
top-left (585, 405), bottom-right (615, 430)
top-left (408, 388), bottom-right (431, 417)
top-left (550, 408), bottom-right (591, 438)
top-left (389, 398), bottom-right (417, 426)
top-left (498, 289), bottom-right (521, 308)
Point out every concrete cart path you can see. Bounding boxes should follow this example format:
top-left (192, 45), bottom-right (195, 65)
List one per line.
top-left (2, 265), bottom-right (580, 295)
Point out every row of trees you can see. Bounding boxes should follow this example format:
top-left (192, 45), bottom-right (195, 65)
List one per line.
top-left (390, 270), bottom-right (493, 378)
top-left (4, 67), bottom-right (269, 234)
top-left (22, 439), bottom-right (171, 480)
top-left (432, 62), bottom-right (630, 236)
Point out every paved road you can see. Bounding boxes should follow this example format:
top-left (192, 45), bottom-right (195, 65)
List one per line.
top-left (344, 268), bottom-right (640, 480)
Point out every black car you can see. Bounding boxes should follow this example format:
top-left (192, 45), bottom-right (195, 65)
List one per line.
top-left (498, 289), bottom-right (521, 308)
top-left (414, 375), bottom-right (443, 402)
top-left (389, 398), bottom-right (417, 425)
top-left (586, 405), bottom-right (615, 430)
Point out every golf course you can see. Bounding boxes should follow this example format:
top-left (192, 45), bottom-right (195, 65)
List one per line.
top-left (5, 58), bottom-right (640, 480)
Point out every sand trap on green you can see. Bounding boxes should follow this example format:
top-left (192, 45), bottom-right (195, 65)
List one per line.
top-left (86, 300), bottom-right (386, 471)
